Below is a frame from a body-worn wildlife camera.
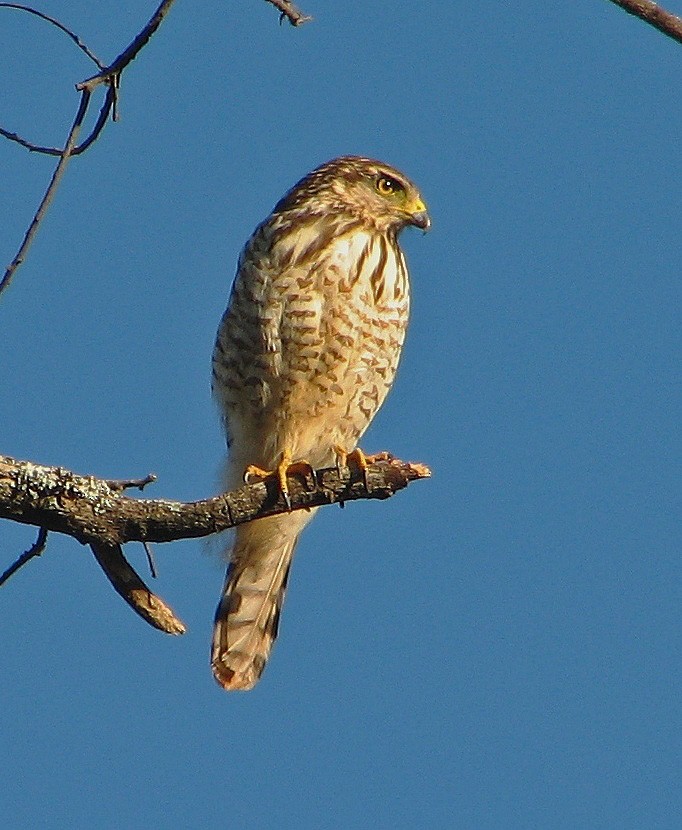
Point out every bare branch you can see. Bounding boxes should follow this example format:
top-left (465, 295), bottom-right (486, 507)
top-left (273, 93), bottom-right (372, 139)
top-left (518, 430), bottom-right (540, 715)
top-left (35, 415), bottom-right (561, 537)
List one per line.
top-left (1, 0), bottom-right (313, 292)
top-left (0, 527), bottom-right (48, 587)
top-left (0, 88), bottom-right (91, 295)
top-left (90, 541), bottom-right (185, 634)
top-left (263, 0), bottom-right (312, 26)
top-left (0, 2), bottom-right (179, 294)
top-left (0, 453), bottom-right (430, 547)
top-left (0, 3), bottom-right (109, 157)
top-left (1, 452), bottom-right (428, 633)
top-left (607, 0), bottom-right (682, 44)
top-left (105, 473), bottom-right (158, 493)
top-left (0, 85), bottom-right (115, 156)
top-left (77, 0), bottom-right (178, 92)
top-left (0, 3), bottom-right (105, 67)
top-left (0, 126), bottom-right (60, 155)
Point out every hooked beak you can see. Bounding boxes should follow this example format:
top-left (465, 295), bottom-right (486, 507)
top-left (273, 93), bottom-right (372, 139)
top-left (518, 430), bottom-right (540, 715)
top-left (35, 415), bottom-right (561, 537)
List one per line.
top-left (406, 196), bottom-right (431, 231)
top-left (410, 210), bottom-right (431, 231)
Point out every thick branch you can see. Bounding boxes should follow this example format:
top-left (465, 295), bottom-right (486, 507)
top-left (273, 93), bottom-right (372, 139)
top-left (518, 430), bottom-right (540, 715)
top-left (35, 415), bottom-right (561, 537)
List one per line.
top-left (1, 452), bottom-right (428, 634)
top-left (607, 0), bottom-right (682, 44)
top-left (0, 454), bottom-right (430, 547)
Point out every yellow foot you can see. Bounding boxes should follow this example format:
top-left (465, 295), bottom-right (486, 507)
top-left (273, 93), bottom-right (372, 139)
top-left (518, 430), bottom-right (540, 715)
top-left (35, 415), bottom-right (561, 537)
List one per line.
top-left (244, 451), bottom-right (315, 510)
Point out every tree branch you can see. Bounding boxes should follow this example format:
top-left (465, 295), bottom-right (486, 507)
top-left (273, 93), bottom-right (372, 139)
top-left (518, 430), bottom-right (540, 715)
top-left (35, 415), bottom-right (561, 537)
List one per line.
top-left (1, 0), bottom-right (313, 295)
top-left (0, 527), bottom-right (47, 586)
top-left (0, 1), bottom-right (178, 295)
top-left (606, 0), bottom-right (682, 44)
top-left (89, 540), bottom-right (186, 634)
top-left (0, 88), bottom-right (92, 295)
top-left (0, 3), bottom-right (105, 67)
top-left (263, 0), bottom-right (312, 26)
top-left (1, 452), bottom-right (429, 632)
top-left (77, 0), bottom-right (177, 93)
top-left (0, 453), bottom-right (429, 546)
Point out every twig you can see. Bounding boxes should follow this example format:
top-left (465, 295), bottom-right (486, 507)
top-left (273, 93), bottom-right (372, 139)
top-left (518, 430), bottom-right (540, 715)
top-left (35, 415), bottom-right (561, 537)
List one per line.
top-left (263, 0), bottom-right (312, 26)
top-left (607, 0), bottom-right (682, 44)
top-left (0, 1), bottom-right (178, 295)
top-left (0, 3), bottom-right (105, 67)
top-left (105, 473), bottom-right (158, 492)
top-left (0, 89), bottom-right (91, 295)
top-left (0, 527), bottom-right (48, 586)
top-left (0, 3), bottom-right (107, 157)
top-left (0, 85), bottom-right (115, 155)
top-left (77, 0), bottom-right (177, 92)
top-left (142, 541), bottom-right (158, 578)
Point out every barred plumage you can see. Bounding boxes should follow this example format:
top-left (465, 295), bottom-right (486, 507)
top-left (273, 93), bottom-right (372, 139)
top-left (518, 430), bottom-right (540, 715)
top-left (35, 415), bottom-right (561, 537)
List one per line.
top-left (211, 156), bottom-right (429, 690)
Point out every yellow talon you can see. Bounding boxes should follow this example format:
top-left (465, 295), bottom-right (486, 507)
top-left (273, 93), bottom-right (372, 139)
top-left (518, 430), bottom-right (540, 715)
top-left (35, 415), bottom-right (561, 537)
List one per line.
top-left (243, 463), bottom-right (273, 482)
top-left (244, 451), bottom-right (314, 510)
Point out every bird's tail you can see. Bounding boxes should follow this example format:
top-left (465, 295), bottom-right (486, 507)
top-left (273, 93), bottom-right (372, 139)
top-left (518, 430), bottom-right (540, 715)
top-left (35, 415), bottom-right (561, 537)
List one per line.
top-left (211, 513), bottom-right (311, 691)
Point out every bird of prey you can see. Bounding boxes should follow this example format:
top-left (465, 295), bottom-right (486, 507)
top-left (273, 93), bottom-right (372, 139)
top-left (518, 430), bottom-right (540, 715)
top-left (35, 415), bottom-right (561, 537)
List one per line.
top-left (211, 156), bottom-right (429, 690)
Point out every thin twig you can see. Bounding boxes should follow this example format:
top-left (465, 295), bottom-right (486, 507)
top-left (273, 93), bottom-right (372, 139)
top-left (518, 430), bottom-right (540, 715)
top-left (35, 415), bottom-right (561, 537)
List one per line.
top-left (0, 126), bottom-right (60, 155)
top-left (607, 0), bottom-right (682, 44)
top-left (263, 0), bottom-right (312, 26)
top-left (0, 527), bottom-right (48, 586)
top-left (78, 0), bottom-right (177, 92)
top-left (0, 84), bottom-right (117, 157)
top-left (142, 541), bottom-right (158, 578)
top-left (0, 4), bottom-right (104, 157)
top-left (0, 3), bottom-right (104, 67)
top-left (105, 473), bottom-right (158, 493)
top-left (0, 1), bottom-right (178, 294)
top-left (0, 89), bottom-right (91, 295)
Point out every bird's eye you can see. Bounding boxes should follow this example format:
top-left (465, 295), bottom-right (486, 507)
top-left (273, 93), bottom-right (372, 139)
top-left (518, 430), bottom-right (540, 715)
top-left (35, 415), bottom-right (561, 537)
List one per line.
top-left (376, 175), bottom-right (402, 196)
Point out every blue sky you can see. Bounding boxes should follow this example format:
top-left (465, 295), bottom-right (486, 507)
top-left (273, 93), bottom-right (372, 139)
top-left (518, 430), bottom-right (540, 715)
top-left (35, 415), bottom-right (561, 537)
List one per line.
top-left (1, 1), bottom-right (681, 827)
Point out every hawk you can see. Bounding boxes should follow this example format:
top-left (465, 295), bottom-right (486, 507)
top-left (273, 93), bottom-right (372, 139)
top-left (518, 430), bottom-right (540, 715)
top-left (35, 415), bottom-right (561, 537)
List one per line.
top-left (211, 156), bottom-right (429, 690)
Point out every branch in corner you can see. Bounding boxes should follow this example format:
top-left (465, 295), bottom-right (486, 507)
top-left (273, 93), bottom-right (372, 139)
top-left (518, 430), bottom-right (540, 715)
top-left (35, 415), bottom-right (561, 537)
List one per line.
top-left (607, 0), bottom-right (682, 45)
top-left (0, 0), bottom-right (179, 295)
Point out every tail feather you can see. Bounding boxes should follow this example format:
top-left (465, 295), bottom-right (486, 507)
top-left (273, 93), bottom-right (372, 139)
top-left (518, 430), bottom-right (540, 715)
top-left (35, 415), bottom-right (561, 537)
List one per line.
top-left (211, 515), bottom-right (304, 691)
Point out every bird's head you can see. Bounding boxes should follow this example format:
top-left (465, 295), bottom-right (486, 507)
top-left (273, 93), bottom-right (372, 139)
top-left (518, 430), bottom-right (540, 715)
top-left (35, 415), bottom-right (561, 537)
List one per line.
top-left (274, 156), bottom-right (430, 236)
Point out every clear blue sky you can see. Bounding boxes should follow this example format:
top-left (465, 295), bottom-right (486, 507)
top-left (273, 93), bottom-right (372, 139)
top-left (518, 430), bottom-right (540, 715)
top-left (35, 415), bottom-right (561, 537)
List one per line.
top-left (2, 2), bottom-right (681, 828)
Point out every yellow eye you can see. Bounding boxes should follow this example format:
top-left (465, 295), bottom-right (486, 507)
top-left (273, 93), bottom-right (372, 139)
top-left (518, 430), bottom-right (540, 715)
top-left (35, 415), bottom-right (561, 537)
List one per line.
top-left (376, 175), bottom-right (402, 196)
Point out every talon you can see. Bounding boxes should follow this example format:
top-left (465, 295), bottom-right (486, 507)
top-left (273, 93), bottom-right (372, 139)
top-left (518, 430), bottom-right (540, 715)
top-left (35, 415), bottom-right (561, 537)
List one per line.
top-left (243, 452), bottom-right (314, 510)
top-left (243, 464), bottom-right (272, 484)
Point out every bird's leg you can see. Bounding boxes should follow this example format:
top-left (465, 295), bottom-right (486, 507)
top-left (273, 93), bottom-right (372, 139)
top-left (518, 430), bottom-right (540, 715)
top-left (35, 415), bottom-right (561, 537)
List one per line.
top-left (244, 450), bottom-right (315, 510)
